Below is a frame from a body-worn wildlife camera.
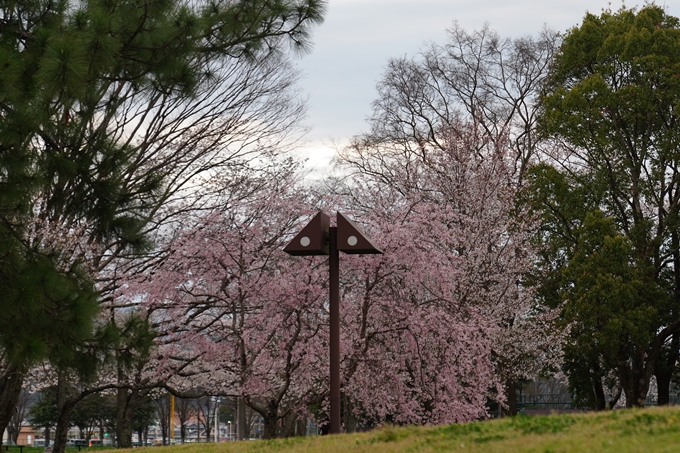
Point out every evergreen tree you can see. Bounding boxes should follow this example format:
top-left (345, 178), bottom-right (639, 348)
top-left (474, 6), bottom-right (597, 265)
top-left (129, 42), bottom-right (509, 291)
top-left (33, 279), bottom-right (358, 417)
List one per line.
top-left (28, 387), bottom-right (59, 446)
top-left (70, 392), bottom-right (116, 441)
top-left (0, 0), bottom-right (325, 448)
top-left (534, 5), bottom-right (680, 407)
top-left (131, 395), bottom-right (155, 446)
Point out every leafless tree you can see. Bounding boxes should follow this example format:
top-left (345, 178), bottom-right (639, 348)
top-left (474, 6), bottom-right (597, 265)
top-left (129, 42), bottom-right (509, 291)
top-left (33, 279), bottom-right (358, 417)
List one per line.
top-left (345, 23), bottom-right (558, 185)
top-left (7, 389), bottom-right (30, 444)
top-left (90, 49), bottom-right (308, 288)
top-left (152, 394), bottom-right (171, 446)
top-left (175, 398), bottom-right (195, 444)
top-left (338, 24), bottom-right (562, 417)
top-left (194, 396), bottom-right (217, 442)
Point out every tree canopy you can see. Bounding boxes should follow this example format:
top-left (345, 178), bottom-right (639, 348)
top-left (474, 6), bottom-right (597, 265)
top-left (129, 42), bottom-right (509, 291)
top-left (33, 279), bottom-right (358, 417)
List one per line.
top-left (534, 4), bottom-right (680, 408)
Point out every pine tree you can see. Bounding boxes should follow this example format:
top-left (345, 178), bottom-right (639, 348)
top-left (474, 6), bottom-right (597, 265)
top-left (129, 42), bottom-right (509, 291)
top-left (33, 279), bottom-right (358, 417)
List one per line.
top-left (0, 0), bottom-right (325, 447)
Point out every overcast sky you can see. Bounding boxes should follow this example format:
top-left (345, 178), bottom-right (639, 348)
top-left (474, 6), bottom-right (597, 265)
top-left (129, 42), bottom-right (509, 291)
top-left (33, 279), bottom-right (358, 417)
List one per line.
top-left (293, 0), bottom-right (678, 174)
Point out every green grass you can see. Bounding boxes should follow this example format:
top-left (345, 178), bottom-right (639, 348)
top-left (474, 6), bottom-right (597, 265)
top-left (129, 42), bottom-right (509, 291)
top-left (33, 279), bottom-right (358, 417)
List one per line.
top-left (123, 406), bottom-right (680, 453)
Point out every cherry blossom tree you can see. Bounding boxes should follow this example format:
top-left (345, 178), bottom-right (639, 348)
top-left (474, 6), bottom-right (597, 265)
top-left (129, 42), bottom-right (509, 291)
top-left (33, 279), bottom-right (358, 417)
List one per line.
top-left (127, 123), bottom-right (558, 431)
top-left (118, 160), bottom-right (328, 439)
top-left (106, 120), bottom-right (558, 435)
top-left (338, 120), bottom-right (561, 421)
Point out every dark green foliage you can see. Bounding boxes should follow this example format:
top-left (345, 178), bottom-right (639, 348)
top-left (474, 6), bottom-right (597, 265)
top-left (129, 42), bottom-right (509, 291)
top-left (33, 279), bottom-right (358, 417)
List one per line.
top-left (0, 248), bottom-right (98, 365)
top-left (564, 212), bottom-right (663, 353)
top-left (28, 387), bottom-right (59, 431)
top-left (70, 393), bottom-right (116, 438)
top-left (131, 395), bottom-right (156, 436)
top-left (541, 6), bottom-right (680, 157)
top-left (533, 5), bottom-right (680, 408)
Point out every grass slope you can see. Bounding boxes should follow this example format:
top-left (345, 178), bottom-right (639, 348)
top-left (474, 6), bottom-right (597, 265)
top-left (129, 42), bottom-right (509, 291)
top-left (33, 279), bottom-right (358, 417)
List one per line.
top-left (131, 406), bottom-right (680, 453)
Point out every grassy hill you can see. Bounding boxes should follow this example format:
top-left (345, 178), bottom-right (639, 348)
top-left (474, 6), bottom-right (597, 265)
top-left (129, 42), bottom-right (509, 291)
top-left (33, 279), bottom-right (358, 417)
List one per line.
top-left (130, 406), bottom-right (680, 453)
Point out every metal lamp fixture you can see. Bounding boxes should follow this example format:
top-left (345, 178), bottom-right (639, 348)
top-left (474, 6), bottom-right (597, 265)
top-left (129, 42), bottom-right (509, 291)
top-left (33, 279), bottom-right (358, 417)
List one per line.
top-left (284, 212), bottom-right (382, 434)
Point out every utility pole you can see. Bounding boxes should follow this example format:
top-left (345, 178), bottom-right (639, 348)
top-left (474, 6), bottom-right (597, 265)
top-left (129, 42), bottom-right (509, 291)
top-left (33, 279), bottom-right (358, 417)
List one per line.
top-left (214, 398), bottom-right (219, 443)
top-left (169, 395), bottom-right (175, 445)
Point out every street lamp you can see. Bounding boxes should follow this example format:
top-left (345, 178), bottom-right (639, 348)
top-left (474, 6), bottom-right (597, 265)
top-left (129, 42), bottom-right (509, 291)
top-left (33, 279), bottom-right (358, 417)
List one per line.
top-left (284, 212), bottom-right (382, 434)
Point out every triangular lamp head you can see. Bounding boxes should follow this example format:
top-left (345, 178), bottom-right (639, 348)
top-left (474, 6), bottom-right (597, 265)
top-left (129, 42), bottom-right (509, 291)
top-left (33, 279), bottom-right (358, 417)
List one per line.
top-left (336, 212), bottom-right (383, 254)
top-left (283, 212), bottom-right (330, 256)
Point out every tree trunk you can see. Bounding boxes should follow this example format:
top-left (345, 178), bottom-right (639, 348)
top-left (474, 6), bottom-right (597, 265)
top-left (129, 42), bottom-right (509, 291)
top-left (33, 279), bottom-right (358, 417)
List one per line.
top-left (619, 349), bottom-right (650, 408)
top-left (0, 364), bottom-right (25, 440)
top-left (262, 415), bottom-right (277, 440)
top-left (53, 375), bottom-right (78, 453)
top-left (593, 376), bottom-right (606, 411)
top-left (622, 382), bottom-right (647, 407)
top-left (53, 408), bottom-right (75, 453)
top-left (281, 412), bottom-right (295, 438)
top-left (155, 396), bottom-right (169, 446)
top-left (237, 398), bottom-right (247, 440)
top-left (203, 400), bottom-right (213, 442)
top-left (251, 399), bottom-right (279, 440)
top-left (503, 379), bottom-right (517, 416)
top-left (161, 419), bottom-right (168, 445)
top-left (115, 387), bottom-right (140, 449)
top-left (657, 371), bottom-right (672, 406)
top-left (343, 395), bottom-right (356, 433)
top-left (45, 425), bottom-right (52, 447)
top-left (7, 425), bottom-right (16, 444)
top-left (296, 419), bottom-right (306, 437)
top-left (657, 332), bottom-right (680, 405)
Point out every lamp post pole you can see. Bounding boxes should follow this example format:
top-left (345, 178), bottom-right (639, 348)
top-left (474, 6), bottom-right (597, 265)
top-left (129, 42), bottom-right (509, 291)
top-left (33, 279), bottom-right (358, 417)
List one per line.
top-left (284, 212), bottom-right (381, 435)
top-left (328, 227), bottom-right (341, 434)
